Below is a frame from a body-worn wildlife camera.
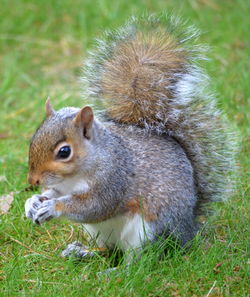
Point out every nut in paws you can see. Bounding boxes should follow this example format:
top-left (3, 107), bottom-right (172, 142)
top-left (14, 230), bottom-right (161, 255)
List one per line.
top-left (33, 199), bottom-right (58, 225)
top-left (25, 194), bottom-right (48, 219)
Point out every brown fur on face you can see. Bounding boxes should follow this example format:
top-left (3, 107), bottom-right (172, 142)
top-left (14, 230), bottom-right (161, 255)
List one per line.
top-left (28, 109), bottom-right (89, 186)
top-left (28, 137), bottom-right (87, 185)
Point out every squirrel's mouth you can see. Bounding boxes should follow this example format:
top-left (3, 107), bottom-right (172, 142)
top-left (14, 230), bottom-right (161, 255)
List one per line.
top-left (40, 174), bottom-right (62, 187)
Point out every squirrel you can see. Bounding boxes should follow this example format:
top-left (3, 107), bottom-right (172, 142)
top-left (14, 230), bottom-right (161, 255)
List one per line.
top-left (25, 15), bottom-right (236, 258)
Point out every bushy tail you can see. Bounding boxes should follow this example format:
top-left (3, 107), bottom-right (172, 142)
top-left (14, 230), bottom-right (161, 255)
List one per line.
top-left (82, 14), bottom-right (236, 211)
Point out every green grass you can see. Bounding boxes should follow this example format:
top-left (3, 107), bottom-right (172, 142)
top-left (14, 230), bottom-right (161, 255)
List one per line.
top-left (0, 0), bottom-right (249, 296)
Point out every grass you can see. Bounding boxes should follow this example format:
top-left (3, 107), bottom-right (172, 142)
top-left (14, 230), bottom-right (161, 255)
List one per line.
top-left (0, 0), bottom-right (249, 296)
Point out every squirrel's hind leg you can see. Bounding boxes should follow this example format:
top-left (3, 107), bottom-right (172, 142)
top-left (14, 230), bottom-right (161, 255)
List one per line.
top-left (61, 241), bottom-right (95, 258)
top-left (61, 241), bottom-right (108, 259)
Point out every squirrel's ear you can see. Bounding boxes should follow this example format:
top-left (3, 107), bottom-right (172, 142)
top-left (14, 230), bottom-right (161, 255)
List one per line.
top-left (73, 106), bottom-right (94, 139)
top-left (45, 97), bottom-right (55, 118)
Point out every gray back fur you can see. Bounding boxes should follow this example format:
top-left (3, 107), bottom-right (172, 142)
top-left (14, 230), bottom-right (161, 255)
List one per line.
top-left (82, 14), bottom-right (237, 212)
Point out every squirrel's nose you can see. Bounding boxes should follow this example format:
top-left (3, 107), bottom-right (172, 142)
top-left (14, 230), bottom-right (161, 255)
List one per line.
top-left (28, 174), bottom-right (41, 186)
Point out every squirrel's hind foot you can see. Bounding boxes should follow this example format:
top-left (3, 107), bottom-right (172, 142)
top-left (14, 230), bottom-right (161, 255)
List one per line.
top-left (61, 241), bottom-right (108, 259)
top-left (61, 241), bottom-right (95, 258)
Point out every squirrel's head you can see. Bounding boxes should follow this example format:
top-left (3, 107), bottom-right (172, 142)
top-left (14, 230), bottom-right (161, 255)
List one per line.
top-left (28, 99), bottom-right (94, 187)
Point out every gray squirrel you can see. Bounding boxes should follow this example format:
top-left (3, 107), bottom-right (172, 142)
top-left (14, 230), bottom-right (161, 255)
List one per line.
top-left (25, 15), bottom-right (236, 258)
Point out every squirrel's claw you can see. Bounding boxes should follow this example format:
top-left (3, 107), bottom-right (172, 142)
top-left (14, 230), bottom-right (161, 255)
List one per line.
top-left (61, 241), bottom-right (95, 258)
top-left (32, 199), bottom-right (57, 225)
top-left (25, 194), bottom-right (44, 220)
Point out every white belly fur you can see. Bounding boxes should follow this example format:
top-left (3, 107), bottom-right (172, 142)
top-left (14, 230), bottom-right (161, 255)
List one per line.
top-left (83, 213), bottom-right (152, 251)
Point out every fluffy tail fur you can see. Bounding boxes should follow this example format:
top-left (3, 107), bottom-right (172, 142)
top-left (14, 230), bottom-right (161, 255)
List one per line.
top-left (82, 14), bottom-right (236, 211)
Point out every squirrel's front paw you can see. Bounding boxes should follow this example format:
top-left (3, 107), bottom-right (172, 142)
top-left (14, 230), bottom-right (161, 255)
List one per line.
top-left (25, 194), bottom-right (48, 220)
top-left (33, 200), bottom-right (59, 225)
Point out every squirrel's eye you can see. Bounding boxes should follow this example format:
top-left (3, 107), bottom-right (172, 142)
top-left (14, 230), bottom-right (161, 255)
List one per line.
top-left (57, 146), bottom-right (71, 159)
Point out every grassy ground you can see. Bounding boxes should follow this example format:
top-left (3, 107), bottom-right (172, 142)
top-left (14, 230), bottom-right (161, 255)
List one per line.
top-left (0, 0), bottom-right (249, 296)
